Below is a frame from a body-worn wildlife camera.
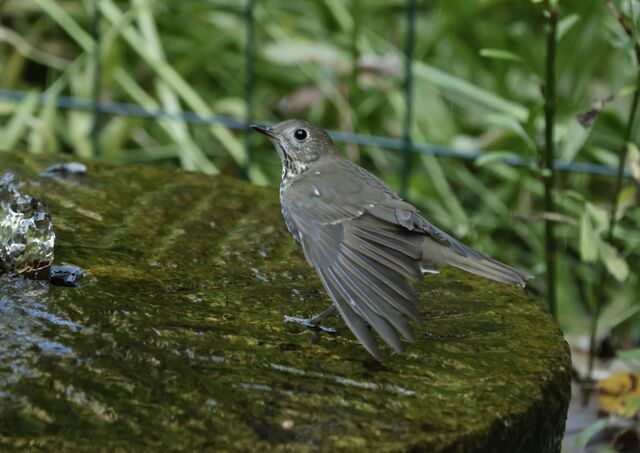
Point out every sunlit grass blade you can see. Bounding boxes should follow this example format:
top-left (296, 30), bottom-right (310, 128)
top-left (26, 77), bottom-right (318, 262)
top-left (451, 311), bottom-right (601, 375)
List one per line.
top-left (114, 69), bottom-right (215, 172)
top-left (133, 0), bottom-right (216, 173)
top-left (413, 62), bottom-right (529, 122)
top-left (27, 93), bottom-right (58, 154)
top-left (0, 90), bottom-right (38, 151)
top-left (99, 0), bottom-right (261, 179)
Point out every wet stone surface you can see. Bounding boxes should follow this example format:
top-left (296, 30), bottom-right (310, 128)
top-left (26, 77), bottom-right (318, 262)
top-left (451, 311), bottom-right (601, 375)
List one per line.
top-left (0, 153), bottom-right (571, 452)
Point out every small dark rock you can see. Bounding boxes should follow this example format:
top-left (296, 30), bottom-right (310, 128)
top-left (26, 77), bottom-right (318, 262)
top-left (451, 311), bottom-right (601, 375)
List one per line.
top-left (49, 265), bottom-right (85, 287)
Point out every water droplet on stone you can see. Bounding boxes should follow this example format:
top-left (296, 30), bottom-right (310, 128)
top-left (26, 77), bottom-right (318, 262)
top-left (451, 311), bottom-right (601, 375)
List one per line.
top-left (1, 173), bottom-right (55, 276)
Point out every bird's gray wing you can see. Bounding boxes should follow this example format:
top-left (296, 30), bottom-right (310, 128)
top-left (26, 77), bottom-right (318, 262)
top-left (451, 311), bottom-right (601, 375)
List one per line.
top-left (285, 161), bottom-right (424, 359)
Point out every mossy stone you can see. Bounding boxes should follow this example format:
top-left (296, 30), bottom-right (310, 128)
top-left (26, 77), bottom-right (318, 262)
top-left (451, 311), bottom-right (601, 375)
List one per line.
top-left (0, 153), bottom-right (571, 451)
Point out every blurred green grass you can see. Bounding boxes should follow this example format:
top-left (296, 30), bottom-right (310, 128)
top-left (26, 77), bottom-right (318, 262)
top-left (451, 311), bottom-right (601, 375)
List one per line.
top-left (0, 0), bottom-right (638, 356)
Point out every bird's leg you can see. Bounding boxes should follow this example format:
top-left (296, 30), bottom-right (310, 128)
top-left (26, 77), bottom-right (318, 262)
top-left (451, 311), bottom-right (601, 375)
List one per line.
top-left (308, 305), bottom-right (336, 324)
top-left (284, 305), bottom-right (337, 334)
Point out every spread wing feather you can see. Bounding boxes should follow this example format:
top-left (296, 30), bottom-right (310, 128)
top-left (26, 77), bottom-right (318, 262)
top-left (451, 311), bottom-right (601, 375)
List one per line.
top-left (335, 253), bottom-right (420, 322)
top-left (327, 267), bottom-right (403, 354)
top-left (331, 263), bottom-right (415, 341)
top-left (290, 191), bottom-right (424, 356)
top-left (316, 267), bottom-right (381, 359)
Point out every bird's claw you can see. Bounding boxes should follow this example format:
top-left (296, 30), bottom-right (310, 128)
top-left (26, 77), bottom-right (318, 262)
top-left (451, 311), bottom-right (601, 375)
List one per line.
top-left (284, 315), bottom-right (337, 334)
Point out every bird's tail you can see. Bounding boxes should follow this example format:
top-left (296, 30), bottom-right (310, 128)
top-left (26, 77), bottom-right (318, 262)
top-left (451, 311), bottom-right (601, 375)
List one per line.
top-left (422, 237), bottom-right (531, 287)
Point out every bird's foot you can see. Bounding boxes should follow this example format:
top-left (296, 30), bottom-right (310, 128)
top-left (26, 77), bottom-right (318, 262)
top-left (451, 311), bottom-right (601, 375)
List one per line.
top-left (284, 305), bottom-right (336, 333)
top-left (284, 305), bottom-right (337, 334)
top-left (284, 315), bottom-right (337, 334)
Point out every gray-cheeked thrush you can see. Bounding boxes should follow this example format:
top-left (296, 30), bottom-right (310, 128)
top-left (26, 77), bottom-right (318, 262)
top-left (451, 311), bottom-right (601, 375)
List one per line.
top-left (252, 119), bottom-right (531, 360)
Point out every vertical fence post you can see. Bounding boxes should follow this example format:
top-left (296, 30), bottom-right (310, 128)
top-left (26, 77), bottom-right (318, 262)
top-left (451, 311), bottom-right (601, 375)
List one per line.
top-left (91, 0), bottom-right (102, 157)
top-left (543, 4), bottom-right (558, 318)
top-left (244, 0), bottom-right (256, 178)
top-left (400, 0), bottom-right (417, 199)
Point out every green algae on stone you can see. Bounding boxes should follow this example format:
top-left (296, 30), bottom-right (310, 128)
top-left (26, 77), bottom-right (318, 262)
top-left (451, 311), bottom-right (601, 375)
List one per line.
top-left (0, 153), bottom-right (571, 452)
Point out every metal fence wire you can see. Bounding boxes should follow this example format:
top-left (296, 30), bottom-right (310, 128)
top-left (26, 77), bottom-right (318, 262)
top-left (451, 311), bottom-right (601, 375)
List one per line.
top-left (0, 0), bottom-right (633, 182)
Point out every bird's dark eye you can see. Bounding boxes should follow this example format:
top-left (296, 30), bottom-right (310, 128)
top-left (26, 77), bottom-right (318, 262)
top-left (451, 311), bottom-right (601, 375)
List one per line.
top-left (294, 129), bottom-right (308, 141)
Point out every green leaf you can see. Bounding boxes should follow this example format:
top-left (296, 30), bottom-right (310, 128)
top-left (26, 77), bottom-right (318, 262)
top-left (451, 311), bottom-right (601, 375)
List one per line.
top-left (573, 419), bottom-right (607, 449)
top-left (0, 91), bottom-right (39, 150)
top-left (616, 186), bottom-right (637, 220)
top-left (618, 348), bottom-right (640, 363)
top-left (33, 0), bottom-right (93, 50)
top-left (412, 62), bottom-right (529, 122)
top-left (323, 0), bottom-right (353, 32)
top-left (579, 210), bottom-right (598, 262)
top-left (99, 0), bottom-right (262, 180)
top-left (559, 119), bottom-right (590, 161)
top-left (479, 48), bottom-right (523, 63)
top-left (598, 296), bottom-right (640, 333)
top-left (628, 142), bottom-right (640, 183)
top-left (28, 93), bottom-right (58, 154)
top-left (114, 69), bottom-right (214, 172)
top-left (598, 241), bottom-right (630, 281)
top-left (484, 113), bottom-right (536, 151)
top-left (557, 14), bottom-right (580, 41)
top-left (562, 190), bottom-right (587, 203)
top-left (475, 151), bottom-right (521, 168)
top-left (586, 202), bottom-right (608, 233)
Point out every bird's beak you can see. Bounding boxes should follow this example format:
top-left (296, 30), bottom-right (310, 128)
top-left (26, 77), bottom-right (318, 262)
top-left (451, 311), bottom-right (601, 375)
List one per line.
top-left (250, 124), bottom-right (279, 141)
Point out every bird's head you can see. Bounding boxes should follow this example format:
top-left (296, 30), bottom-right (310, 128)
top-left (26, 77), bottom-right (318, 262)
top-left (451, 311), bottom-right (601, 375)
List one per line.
top-left (252, 119), bottom-right (337, 176)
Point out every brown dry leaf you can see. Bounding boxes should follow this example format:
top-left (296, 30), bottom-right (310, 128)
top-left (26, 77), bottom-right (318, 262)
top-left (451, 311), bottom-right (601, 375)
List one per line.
top-left (576, 100), bottom-right (604, 128)
top-left (597, 372), bottom-right (640, 418)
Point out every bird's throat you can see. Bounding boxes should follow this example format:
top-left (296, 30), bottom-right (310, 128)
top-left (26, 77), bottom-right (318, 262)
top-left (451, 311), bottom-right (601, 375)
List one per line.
top-left (280, 153), bottom-right (309, 183)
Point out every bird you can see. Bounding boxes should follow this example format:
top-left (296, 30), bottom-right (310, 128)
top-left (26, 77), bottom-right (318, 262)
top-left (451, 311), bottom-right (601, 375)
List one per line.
top-left (252, 119), bottom-right (531, 360)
